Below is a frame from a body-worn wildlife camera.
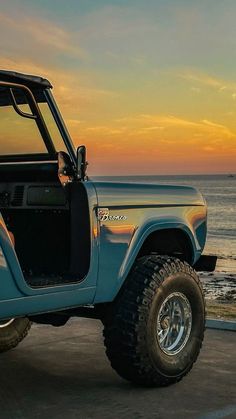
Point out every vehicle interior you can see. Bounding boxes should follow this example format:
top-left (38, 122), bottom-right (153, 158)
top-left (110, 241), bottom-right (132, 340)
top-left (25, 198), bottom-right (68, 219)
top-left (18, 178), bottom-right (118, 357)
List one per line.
top-left (0, 71), bottom-right (91, 288)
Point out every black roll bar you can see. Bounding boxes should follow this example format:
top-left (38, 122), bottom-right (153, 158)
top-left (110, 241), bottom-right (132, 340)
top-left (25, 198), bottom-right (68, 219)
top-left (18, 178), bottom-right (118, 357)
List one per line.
top-left (0, 81), bottom-right (56, 157)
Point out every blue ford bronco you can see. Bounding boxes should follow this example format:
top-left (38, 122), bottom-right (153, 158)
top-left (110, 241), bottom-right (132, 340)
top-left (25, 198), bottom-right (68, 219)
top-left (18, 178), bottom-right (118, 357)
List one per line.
top-left (0, 70), bottom-right (216, 387)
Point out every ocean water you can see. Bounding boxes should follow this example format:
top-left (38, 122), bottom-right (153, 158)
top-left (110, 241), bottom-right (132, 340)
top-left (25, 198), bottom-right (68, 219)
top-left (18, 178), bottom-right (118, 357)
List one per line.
top-left (93, 175), bottom-right (236, 272)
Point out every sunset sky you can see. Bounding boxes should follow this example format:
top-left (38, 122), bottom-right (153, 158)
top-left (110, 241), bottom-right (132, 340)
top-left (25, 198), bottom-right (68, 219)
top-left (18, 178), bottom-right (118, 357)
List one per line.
top-left (1, 0), bottom-right (236, 175)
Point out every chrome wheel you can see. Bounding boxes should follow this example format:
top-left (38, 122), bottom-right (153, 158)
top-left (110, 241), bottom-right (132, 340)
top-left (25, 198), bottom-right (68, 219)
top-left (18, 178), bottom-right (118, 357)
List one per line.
top-left (157, 292), bottom-right (192, 356)
top-left (0, 318), bottom-right (15, 329)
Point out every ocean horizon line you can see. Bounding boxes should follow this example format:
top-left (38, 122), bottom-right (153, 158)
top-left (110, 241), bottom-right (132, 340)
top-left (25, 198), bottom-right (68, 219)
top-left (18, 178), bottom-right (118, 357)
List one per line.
top-left (92, 173), bottom-right (235, 178)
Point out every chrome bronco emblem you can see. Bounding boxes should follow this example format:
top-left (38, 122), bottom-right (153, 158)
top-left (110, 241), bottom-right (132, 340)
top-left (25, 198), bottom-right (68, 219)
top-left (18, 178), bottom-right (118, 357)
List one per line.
top-left (98, 208), bottom-right (127, 221)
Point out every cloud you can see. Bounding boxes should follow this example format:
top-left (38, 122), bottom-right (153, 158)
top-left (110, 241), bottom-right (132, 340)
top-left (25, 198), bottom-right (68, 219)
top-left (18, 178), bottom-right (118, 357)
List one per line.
top-left (0, 12), bottom-right (85, 58)
top-left (201, 119), bottom-right (234, 137)
top-left (142, 126), bottom-right (165, 131)
top-left (85, 126), bottom-right (126, 135)
top-left (75, 112), bottom-right (236, 161)
top-left (141, 114), bottom-right (201, 128)
top-left (0, 55), bottom-right (117, 117)
top-left (179, 70), bottom-right (223, 88)
top-left (179, 70), bottom-right (236, 99)
top-left (112, 113), bottom-right (236, 140)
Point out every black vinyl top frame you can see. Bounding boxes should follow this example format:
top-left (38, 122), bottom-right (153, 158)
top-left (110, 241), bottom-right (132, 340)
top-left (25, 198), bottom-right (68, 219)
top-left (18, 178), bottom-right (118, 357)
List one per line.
top-left (0, 70), bottom-right (52, 89)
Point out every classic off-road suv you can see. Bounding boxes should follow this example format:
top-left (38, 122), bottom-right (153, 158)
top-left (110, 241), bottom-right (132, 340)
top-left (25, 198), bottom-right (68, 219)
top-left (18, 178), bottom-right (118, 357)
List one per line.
top-left (0, 70), bottom-right (216, 387)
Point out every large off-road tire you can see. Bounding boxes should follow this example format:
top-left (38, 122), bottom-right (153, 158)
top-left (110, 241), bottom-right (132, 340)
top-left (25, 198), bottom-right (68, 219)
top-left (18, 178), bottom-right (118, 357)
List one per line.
top-left (0, 317), bottom-right (31, 353)
top-left (103, 255), bottom-right (205, 387)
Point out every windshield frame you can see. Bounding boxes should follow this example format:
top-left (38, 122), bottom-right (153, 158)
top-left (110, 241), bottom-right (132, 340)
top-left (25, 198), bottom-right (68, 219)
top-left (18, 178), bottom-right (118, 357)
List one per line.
top-left (44, 89), bottom-right (76, 165)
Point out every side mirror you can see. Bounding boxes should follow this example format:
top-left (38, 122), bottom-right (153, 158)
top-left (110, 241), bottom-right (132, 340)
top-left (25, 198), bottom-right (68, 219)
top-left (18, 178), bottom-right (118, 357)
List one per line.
top-left (77, 145), bottom-right (87, 180)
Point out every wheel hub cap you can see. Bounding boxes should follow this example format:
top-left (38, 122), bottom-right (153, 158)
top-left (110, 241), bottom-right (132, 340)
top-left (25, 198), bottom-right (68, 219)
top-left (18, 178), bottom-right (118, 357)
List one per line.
top-left (157, 292), bottom-right (192, 356)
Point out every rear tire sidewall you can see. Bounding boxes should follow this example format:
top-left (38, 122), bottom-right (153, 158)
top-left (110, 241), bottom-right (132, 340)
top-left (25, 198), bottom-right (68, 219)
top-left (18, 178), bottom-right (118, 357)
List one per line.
top-left (0, 318), bottom-right (30, 352)
top-left (147, 272), bottom-right (205, 378)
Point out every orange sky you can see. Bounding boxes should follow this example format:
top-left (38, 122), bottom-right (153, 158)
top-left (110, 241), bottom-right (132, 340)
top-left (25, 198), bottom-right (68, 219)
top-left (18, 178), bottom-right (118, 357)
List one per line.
top-left (1, 1), bottom-right (236, 175)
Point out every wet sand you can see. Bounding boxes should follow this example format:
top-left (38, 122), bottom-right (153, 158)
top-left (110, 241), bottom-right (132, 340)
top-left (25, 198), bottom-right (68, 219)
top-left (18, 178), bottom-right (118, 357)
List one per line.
top-left (200, 272), bottom-right (236, 303)
top-left (199, 260), bottom-right (236, 320)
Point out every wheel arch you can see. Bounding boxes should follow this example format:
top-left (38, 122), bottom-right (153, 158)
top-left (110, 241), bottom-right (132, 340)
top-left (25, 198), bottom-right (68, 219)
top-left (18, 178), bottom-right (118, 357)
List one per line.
top-left (117, 222), bottom-right (198, 295)
top-left (94, 219), bottom-right (201, 304)
top-left (137, 228), bottom-right (194, 264)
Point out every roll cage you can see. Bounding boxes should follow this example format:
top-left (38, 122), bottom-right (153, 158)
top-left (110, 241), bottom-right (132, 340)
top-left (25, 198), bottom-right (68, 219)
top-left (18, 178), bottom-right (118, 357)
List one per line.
top-left (0, 70), bottom-right (76, 165)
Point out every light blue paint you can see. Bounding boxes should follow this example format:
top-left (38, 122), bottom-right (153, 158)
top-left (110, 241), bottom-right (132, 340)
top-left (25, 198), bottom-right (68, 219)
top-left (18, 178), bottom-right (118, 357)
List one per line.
top-left (91, 180), bottom-right (206, 302)
top-left (0, 177), bottom-right (207, 318)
